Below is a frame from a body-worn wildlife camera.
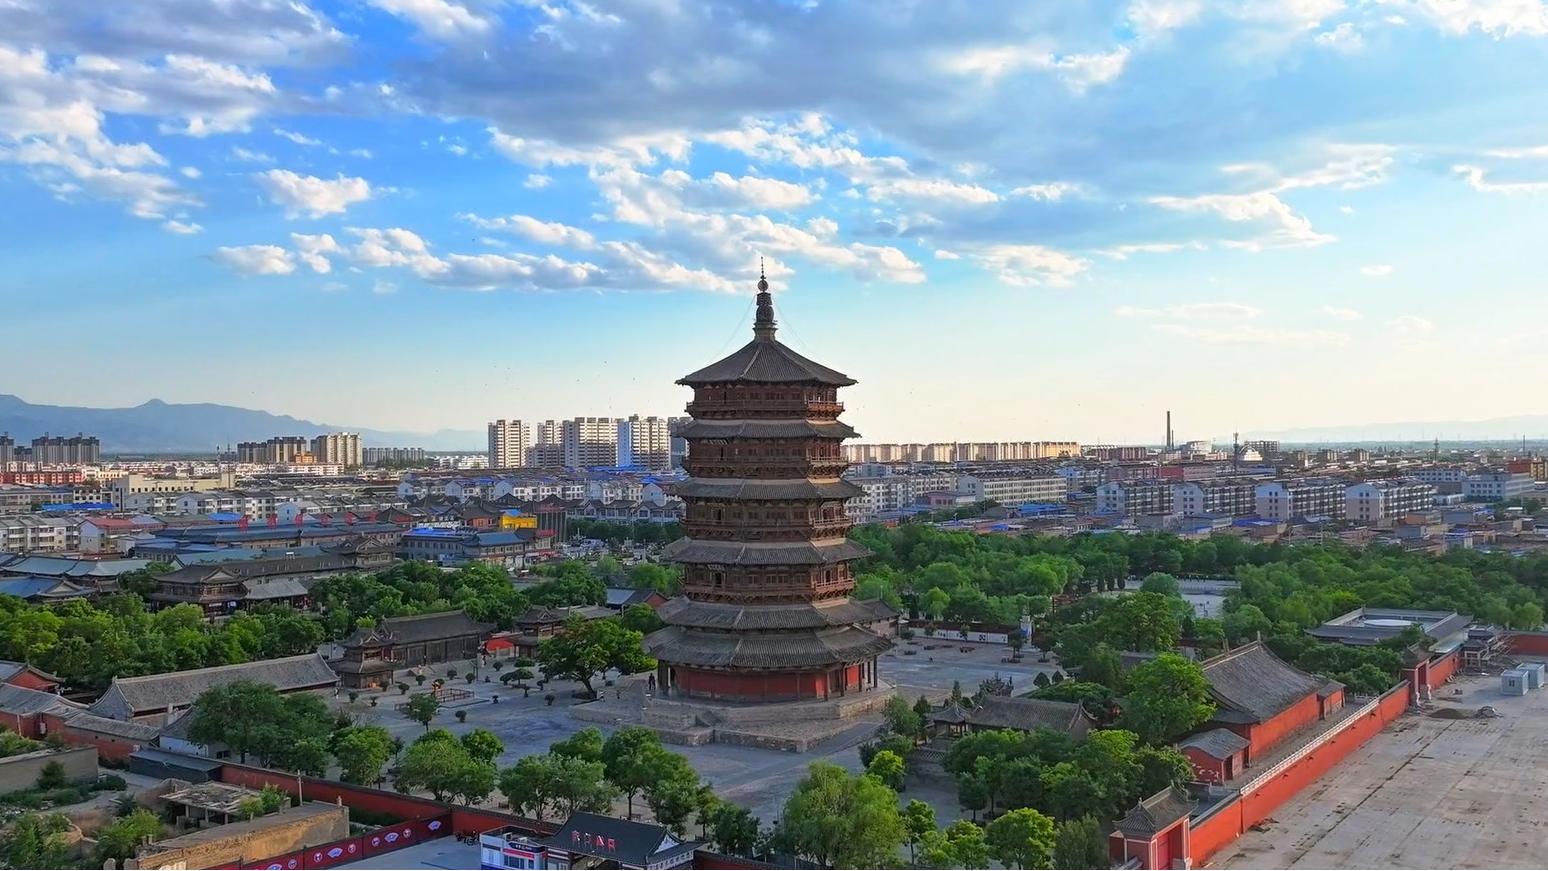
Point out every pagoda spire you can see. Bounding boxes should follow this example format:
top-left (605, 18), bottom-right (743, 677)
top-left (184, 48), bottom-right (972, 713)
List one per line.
top-left (753, 259), bottom-right (776, 341)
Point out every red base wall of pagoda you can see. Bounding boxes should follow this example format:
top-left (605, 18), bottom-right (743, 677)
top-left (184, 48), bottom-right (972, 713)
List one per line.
top-left (671, 664), bottom-right (864, 702)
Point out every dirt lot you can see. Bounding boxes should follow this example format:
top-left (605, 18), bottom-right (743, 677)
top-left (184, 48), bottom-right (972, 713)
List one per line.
top-left (1210, 671), bottom-right (1548, 869)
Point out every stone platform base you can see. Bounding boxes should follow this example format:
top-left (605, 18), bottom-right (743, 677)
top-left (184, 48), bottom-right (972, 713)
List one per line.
top-left (571, 679), bottom-right (895, 752)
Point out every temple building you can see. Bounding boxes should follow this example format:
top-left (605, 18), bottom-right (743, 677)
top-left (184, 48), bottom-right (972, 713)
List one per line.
top-left (643, 271), bottom-right (895, 703)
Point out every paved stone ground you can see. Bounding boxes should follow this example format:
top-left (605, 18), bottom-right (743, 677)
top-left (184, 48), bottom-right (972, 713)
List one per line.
top-left (344, 837), bottom-right (480, 869)
top-left (1210, 672), bottom-right (1548, 869)
top-left (330, 641), bottom-right (1060, 827)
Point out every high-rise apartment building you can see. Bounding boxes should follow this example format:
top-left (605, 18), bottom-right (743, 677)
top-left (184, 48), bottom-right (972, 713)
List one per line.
top-left (311, 432), bottom-right (362, 467)
top-left (31, 435), bottom-right (101, 465)
top-left (235, 442), bottom-right (265, 464)
top-left (669, 416), bottom-right (691, 468)
top-left (562, 417), bottom-right (619, 469)
top-left (618, 415), bottom-right (671, 470)
top-left (364, 447), bottom-right (427, 465)
top-left (529, 420), bottom-right (564, 469)
top-left (487, 419), bottom-right (532, 468)
top-left (0, 434), bottom-right (14, 465)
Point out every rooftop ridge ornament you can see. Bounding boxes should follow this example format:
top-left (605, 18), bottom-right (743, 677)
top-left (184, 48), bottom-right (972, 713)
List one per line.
top-left (753, 259), bottom-right (776, 340)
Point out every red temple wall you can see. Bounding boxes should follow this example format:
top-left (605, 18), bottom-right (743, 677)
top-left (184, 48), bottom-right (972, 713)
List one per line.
top-left (1244, 693), bottom-right (1321, 760)
top-left (1508, 631), bottom-right (1548, 656)
top-left (674, 663), bottom-right (866, 700)
top-left (1428, 650), bottom-right (1460, 687)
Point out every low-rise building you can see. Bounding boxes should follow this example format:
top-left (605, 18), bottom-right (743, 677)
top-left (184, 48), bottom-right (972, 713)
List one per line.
top-left (332, 610), bottom-right (491, 689)
top-left (1464, 470), bottom-right (1533, 502)
top-left (1254, 478), bottom-right (1347, 521)
top-left (1345, 480), bottom-right (1437, 523)
top-left (87, 653), bottom-right (339, 724)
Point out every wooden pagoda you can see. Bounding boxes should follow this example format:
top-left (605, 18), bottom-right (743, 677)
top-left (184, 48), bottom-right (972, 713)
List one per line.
top-left (644, 270), bottom-right (895, 702)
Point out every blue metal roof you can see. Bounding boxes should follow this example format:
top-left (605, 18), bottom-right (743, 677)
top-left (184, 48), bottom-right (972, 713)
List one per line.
top-left (0, 577), bottom-right (70, 598)
top-left (40, 502), bottom-right (116, 512)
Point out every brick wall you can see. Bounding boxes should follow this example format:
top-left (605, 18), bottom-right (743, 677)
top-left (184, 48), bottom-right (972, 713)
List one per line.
top-left (0, 746), bottom-right (97, 793)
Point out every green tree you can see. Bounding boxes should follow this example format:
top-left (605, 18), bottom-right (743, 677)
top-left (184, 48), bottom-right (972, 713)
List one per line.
top-left (1078, 644), bottom-right (1124, 691)
top-left (772, 762), bottom-right (904, 868)
top-left (1138, 572), bottom-right (1180, 597)
top-left (550, 726), bottom-right (605, 762)
top-left (395, 731), bottom-right (497, 804)
top-left (404, 693), bottom-right (440, 732)
top-left (620, 603), bottom-right (665, 634)
top-left (499, 753), bottom-right (617, 820)
top-left (185, 679), bottom-right (284, 763)
top-left (902, 799), bottom-right (936, 863)
top-left (1052, 816), bottom-right (1109, 870)
top-left (882, 695), bottom-right (922, 740)
top-left (461, 728), bottom-right (506, 765)
top-left (1118, 654), bottom-right (1215, 744)
top-left (642, 750), bottom-right (703, 837)
top-left (333, 726), bottom-right (394, 786)
top-left (866, 749), bottom-right (906, 791)
top-left (602, 726), bottom-right (666, 818)
top-left (933, 820), bottom-right (990, 868)
top-left (0, 812), bottom-right (71, 869)
top-left (537, 616), bottom-right (655, 696)
top-left (986, 807), bottom-right (1057, 869)
top-left (710, 803), bottom-right (761, 857)
top-left (920, 587), bottom-right (950, 622)
top-left (95, 809), bottom-right (162, 864)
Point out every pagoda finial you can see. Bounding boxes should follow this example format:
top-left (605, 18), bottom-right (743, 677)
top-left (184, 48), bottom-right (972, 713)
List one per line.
top-left (753, 259), bottom-right (776, 340)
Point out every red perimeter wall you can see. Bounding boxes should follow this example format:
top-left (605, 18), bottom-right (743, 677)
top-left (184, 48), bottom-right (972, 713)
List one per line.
top-left (1189, 684), bottom-right (1411, 866)
top-left (1508, 631), bottom-right (1548, 657)
top-left (1427, 650), bottom-right (1460, 687)
top-left (1241, 693), bottom-right (1322, 761)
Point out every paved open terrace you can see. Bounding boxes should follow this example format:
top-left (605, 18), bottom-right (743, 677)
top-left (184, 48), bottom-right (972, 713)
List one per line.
top-left (1210, 671), bottom-right (1548, 869)
top-left (334, 638), bottom-right (1056, 826)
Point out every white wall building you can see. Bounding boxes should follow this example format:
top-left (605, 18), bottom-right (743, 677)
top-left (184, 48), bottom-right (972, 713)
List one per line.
top-left (1464, 471), bottom-right (1533, 502)
top-left (617, 415), bottom-right (671, 470)
top-left (488, 419), bottom-right (532, 469)
top-left (562, 417), bottom-right (619, 469)
top-left (1345, 480), bottom-right (1437, 523)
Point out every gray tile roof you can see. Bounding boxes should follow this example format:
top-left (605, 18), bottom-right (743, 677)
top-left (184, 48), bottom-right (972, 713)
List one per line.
top-left (962, 696), bottom-right (1095, 738)
top-left (1114, 787), bottom-right (1195, 838)
top-left (661, 538), bottom-right (871, 566)
top-left (644, 625), bottom-right (892, 669)
top-left (657, 597), bottom-right (897, 631)
top-left (340, 610), bottom-right (492, 648)
top-left (674, 419), bottom-right (857, 440)
top-left (58, 710), bottom-right (161, 742)
top-left (0, 684), bottom-right (79, 716)
top-left (1200, 642), bottom-right (1325, 724)
top-left (1179, 727), bottom-right (1250, 759)
top-left (87, 653), bottom-right (338, 719)
top-left (678, 337), bottom-right (855, 386)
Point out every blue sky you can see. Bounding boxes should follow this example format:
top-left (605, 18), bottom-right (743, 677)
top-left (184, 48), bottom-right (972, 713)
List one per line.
top-left (3, 0), bottom-right (1548, 445)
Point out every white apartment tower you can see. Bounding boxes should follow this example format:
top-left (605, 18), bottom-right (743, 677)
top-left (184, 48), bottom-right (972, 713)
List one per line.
top-left (487, 419), bottom-right (532, 468)
top-left (562, 417), bottom-right (619, 469)
top-left (618, 415), bottom-right (671, 470)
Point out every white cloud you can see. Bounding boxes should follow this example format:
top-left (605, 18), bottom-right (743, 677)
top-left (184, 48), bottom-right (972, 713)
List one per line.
top-left (1116, 302), bottom-right (1263, 319)
top-left (163, 219), bottom-right (202, 234)
top-left (934, 249), bottom-right (961, 260)
top-left (974, 244), bottom-right (1089, 287)
top-left (1314, 22), bottom-right (1366, 50)
top-left (231, 147), bottom-right (274, 164)
top-left (1453, 163), bottom-right (1548, 194)
top-left (1153, 322), bottom-right (1350, 346)
top-left (664, 170), bottom-right (818, 210)
top-left (1320, 304), bottom-right (1362, 320)
top-left (944, 45), bottom-right (1131, 92)
top-left (460, 214), bottom-right (598, 248)
top-left (523, 173), bottom-right (552, 189)
top-left (1393, 0), bottom-right (1548, 37)
top-left (1149, 191), bottom-right (1334, 249)
top-left (372, 279), bottom-right (398, 295)
top-left (256, 170), bottom-right (372, 218)
top-left (488, 127), bottom-right (690, 169)
top-left (179, 166), bottom-right (201, 179)
top-left (1360, 263), bottom-right (1394, 277)
top-left (274, 128), bottom-right (321, 146)
top-left (290, 232), bottom-right (342, 272)
top-left (866, 177), bottom-right (998, 205)
top-left (1486, 144), bottom-right (1548, 159)
top-left (1010, 182), bottom-right (1084, 201)
top-left (368, 0), bottom-right (495, 40)
top-left (1100, 242), bottom-right (1197, 260)
top-left (1127, 0), bottom-right (1205, 37)
top-left (1388, 314), bottom-right (1434, 335)
top-left (214, 244), bottom-right (295, 275)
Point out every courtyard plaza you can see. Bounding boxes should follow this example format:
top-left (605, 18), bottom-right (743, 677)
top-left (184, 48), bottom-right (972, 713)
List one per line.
top-left (1211, 670), bottom-right (1548, 869)
top-left (330, 636), bottom-right (1061, 827)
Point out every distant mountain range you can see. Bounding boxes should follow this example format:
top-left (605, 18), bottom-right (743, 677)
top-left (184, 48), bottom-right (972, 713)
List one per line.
top-left (1247, 413), bottom-right (1548, 444)
top-left (0, 394), bottom-right (483, 453)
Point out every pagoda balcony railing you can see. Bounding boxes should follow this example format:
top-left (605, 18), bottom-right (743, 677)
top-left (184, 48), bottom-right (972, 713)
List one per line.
top-left (683, 460), bottom-right (849, 478)
top-left (681, 520), bottom-right (853, 541)
top-left (682, 580), bottom-right (855, 603)
top-left (684, 400), bottom-right (844, 417)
